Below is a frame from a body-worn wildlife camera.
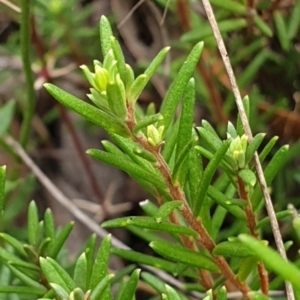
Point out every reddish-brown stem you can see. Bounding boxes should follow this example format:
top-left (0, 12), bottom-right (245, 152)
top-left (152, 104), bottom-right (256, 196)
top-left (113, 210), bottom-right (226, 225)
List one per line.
top-left (169, 211), bottom-right (214, 290)
top-left (247, 0), bottom-right (255, 9)
top-left (30, 16), bottom-right (105, 207)
top-left (126, 104), bottom-right (250, 298)
top-left (237, 176), bottom-right (269, 295)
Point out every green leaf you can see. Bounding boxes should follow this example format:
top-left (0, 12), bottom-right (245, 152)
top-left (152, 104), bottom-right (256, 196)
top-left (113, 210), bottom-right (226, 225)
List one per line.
top-left (99, 16), bottom-right (113, 57)
top-left (50, 283), bottom-right (69, 300)
top-left (181, 19), bottom-right (247, 42)
top-left (231, 39), bottom-right (265, 66)
top-left (150, 240), bottom-right (219, 272)
top-left (236, 96), bottom-right (250, 136)
top-left (115, 279), bottom-right (128, 300)
top-left (187, 148), bottom-right (203, 207)
top-left (125, 64), bottom-right (135, 92)
top-left (155, 201), bottom-right (183, 223)
top-left (196, 127), bottom-right (223, 152)
top-left (216, 286), bottom-right (227, 300)
top-left (44, 84), bottom-right (130, 137)
top-left (162, 118), bottom-right (180, 163)
top-left (87, 149), bottom-right (167, 192)
top-left (89, 274), bottom-right (113, 300)
top-left (106, 76), bottom-right (127, 120)
top-left (117, 269), bottom-right (140, 300)
top-left (110, 248), bottom-right (196, 277)
top-left (80, 65), bottom-right (97, 90)
top-left (73, 252), bottom-right (87, 292)
top-left (208, 186), bottom-right (247, 220)
top-left (44, 257), bottom-right (75, 291)
top-left (128, 47), bottom-right (170, 103)
top-left (253, 145), bottom-right (289, 211)
top-left (0, 286), bottom-right (46, 295)
top-left (69, 287), bottom-right (85, 300)
top-left (139, 199), bottom-right (159, 216)
top-left (237, 256), bottom-right (258, 282)
top-left (203, 289), bottom-right (213, 300)
top-left (172, 137), bottom-right (198, 184)
top-left (48, 222), bottom-right (74, 259)
top-left (102, 216), bottom-right (198, 237)
top-left (141, 272), bottom-right (166, 294)
top-left (259, 136), bottom-right (278, 163)
top-left (274, 11), bottom-right (289, 51)
top-left (110, 134), bottom-right (156, 171)
top-left (27, 201), bottom-right (39, 246)
top-left (127, 74), bottom-right (147, 104)
top-left (144, 47), bottom-right (170, 80)
top-left (254, 15), bottom-right (273, 37)
top-left (0, 166), bottom-right (5, 213)
top-left (238, 169), bottom-right (257, 187)
top-left (160, 42), bottom-right (204, 134)
top-left (256, 210), bottom-right (293, 230)
top-left (44, 208), bottom-right (55, 240)
top-left (165, 284), bottom-right (182, 300)
top-left (133, 147), bottom-right (157, 163)
top-left (111, 264), bottom-right (136, 285)
top-left (239, 50), bottom-right (270, 87)
top-left (194, 140), bottom-right (231, 216)
top-left (84, 234), bottom-right (96, 289)
top-left (245, 133), bottom-right (265, 165)
top-left (176, 77), bottom-right (196, 161)
top-left (89, 235), bottom-right (111, 290)
top-left (210, 0), bottom-right (246, 13)
top-left (0, 233), bottom-right (27, 258)
top-left (173, 78), bottom-right (196, 185)
top-left (0, 101), bottom-right (15, 137)
top-left (38, 237), bottom-right (51, 257)
top-left (227, 123), bottom-right (237, 140)
top-left (239, 234), bottom-right (300, 286)
top-left (213, 241), bottom-right (254, 257)
top-left (133, 113), bottom-right (164, 135)
top-left (40, 257), bottom-right (71, 293)
top-left (288, 0), bottom-right (300, 39)
top-left (110, 36), bottom-right (127, 83)
top-left (6, 264), bottom-right (46, 291)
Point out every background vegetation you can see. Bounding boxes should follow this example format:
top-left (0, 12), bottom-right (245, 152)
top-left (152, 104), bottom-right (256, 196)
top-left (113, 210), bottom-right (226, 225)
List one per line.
top-left (0, 0), bottom-right (299, 299)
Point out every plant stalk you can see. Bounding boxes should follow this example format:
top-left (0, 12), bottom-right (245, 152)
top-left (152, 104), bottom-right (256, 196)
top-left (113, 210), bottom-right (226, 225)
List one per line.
top-left (237, 176), bottom-right (269, 295)
top-left (126, 104), bottom-right (250, 298)
top-left (20, 0), bottom-right (35, 147)
top-left (200, 0), bottom-right (294, 298)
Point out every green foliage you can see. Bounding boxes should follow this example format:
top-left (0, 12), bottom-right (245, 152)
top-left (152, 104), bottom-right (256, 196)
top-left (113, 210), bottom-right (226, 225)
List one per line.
top-left (0, 0), bottom-right (299, 298)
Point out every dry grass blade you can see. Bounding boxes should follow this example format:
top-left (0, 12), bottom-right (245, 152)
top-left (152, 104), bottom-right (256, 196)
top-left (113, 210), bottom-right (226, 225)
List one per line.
top-left (200, 0), bottom-right (294, 299)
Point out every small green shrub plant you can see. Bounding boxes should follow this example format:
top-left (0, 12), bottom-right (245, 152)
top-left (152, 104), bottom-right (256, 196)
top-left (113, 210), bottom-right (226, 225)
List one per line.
top-left (0, 15), bottom-right (300, 300)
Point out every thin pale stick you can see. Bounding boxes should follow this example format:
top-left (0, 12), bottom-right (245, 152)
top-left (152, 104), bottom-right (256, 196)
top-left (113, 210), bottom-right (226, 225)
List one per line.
top-left (117, 0), bottom-right (147, 29)
top-left (0, 0), bottom-right (21, 13)
top-left (200, 0), bottom-right (294, 298)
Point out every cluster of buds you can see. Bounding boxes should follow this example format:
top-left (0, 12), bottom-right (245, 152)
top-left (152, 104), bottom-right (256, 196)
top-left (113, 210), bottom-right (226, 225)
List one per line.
top-left (80, 42), bottom-right (134, 121)
top-left (227, 134), bottom-right (248, 171)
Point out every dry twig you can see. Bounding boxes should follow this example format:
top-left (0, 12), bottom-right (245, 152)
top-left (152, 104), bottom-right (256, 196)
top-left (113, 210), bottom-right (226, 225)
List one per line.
top-left (200, 0), bottom-right (294, 298)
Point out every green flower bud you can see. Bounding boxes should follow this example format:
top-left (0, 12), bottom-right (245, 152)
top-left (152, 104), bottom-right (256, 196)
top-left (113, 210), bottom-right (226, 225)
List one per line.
top-left (94, 66), bottom-right (109, 91)
top-left (147, 124), bottom-right (164, 147)
top-left (228, 134), bottom-right (248, 170)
